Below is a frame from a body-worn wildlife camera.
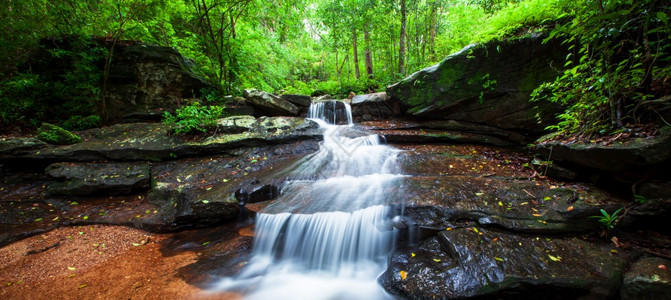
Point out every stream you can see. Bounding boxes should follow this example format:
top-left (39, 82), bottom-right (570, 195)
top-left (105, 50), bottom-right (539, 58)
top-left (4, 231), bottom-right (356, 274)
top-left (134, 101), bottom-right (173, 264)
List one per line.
top-left (214, 100), bottom-right (404, 299)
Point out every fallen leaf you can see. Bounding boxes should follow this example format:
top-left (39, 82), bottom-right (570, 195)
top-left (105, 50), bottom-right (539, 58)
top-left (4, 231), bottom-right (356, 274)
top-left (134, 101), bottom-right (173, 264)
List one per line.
top-left (446, 227), bottom-right (453, 231)
top-left (132, 243), bottom-right (141, 247)
top-left (68, 267), bottom-right (76, 271)
top-left (567, 206), bottom-right (574, 211)
top-left (494, 257), bottom-right (504, 262)
top-left (78, 284), bottom-right (88, 289)
top-left (472, 227), bottom-right (479, 233)
top-left (659, 265), bottom-right (667, 270)
top-left (400, 270), bottom-right (408, 280)
top-left (202, 200), bottom-right (210, 204)
top-left (411, 253), bottom-right (416, 258)
top-left (475, 192), bottom-right (484, 196)
top-left (498, 201), bottom-right (503, 207)
top-left (610, 249), bottom-right (618, 254)
top-left (433, 258), bottom-right (441, 262)
top-left (532, 213), bottom-right (542, 217)
top-left (202, 241), bottom-right (210, 246)
top-left (548, 254), bottom-right (562, 262)
top-left (492, 238), bottom-right (499, 243)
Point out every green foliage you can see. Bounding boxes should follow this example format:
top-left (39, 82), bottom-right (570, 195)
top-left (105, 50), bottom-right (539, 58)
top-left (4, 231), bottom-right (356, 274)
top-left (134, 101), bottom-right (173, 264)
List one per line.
top-left (62, 115), bottom-right (103, 131)
top-left (0, 35), bottom-right (106, 129)
top-left (633, 195), bottom-right (648, 204)
top-left (532, 0), bottom-right (671, 136)
top-left (36, 123), bottom-right (82, 145)
top-left (588, 208), bottom-right (623, 230)
top-left (163, 102), bottom-right (225, 135)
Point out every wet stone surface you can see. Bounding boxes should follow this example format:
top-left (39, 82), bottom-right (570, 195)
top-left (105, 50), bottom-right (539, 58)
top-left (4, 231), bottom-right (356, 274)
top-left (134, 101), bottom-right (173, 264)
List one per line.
top-left (380, 227), bottom-right (629, 299)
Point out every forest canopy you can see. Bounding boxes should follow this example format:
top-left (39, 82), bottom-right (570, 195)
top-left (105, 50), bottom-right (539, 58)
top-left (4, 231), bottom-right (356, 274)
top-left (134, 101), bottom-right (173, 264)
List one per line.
top-left (1, 0), bottom-right (670, 138)
top-left (1, 0), bottom-right (573, 96)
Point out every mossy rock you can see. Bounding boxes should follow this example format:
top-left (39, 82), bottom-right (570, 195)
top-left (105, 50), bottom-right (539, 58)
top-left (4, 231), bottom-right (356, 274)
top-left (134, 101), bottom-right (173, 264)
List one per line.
top-left (36, 123), bottom-right (82, 145)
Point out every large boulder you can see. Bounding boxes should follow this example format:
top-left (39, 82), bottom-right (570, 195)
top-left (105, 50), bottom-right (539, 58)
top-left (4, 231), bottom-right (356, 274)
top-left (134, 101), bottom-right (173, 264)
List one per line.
top-left (31, 37), bottom-right (209, 123)
top-left (387, 34), bottom-right (565, 135)
top-left (380, 228), bottom-right (628, 299)
top-left (351, 92), bottom-right (399, 122)
top-left (105, 44), bottom-right (208, 121)
top-left (243, 89), bottom-right (300, 116)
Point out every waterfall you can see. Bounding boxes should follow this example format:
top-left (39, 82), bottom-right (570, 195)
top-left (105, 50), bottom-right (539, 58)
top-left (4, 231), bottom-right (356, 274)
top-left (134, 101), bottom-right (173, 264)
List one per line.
top-left (215, 100), bottom-right (402, 299)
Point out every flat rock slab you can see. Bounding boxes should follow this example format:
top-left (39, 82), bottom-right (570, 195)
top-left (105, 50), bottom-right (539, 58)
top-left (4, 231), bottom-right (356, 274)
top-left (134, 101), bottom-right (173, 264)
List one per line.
top-left (0, 116), bottom-right (320, 164)
top-left (46, 162), bottom-right (150, 196)
top-left (396, 175), bottom-right (624, 234)
top-left (0, 140), bottom-right (319, 246)
top-left (533, 126), bottom-right (671, 172)
top-left (380, 228), bottom-right (628, 299)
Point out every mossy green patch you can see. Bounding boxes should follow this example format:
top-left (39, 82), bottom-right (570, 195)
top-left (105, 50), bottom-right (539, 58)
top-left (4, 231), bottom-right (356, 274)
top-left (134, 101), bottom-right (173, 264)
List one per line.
top-left (36, 123), bottom-right (82, 145)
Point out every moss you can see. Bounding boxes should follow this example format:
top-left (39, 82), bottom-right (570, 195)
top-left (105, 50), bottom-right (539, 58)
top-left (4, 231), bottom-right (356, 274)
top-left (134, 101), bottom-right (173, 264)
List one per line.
top-left (36, 123), bottom-right (82, 145)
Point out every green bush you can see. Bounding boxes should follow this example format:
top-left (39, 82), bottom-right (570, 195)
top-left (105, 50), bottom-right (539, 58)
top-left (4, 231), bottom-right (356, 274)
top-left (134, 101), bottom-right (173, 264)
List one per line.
top-left (162, 102), bottom-right (225, 135)
top-left (62, 115), bottom-right (102, 131)
top-left (532, 0), bottom-right (671, 136)
top-left (36, 123), bottom-right (82, 145)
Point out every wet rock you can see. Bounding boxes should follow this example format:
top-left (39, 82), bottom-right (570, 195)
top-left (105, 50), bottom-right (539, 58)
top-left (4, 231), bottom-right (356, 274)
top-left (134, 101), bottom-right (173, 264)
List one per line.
top-left (146, 180), bottom-right (240, 229)
top-left (533, 126), bottom-right (671, 173)
top-left (351, 92), bottom-right (399, 122)
top-left (243, 89), bottom-right (300, 116)
top-left (36, 123), bottom-right (81, 145)
top-left (621, 256), bottom-right (671, 300)
top-left (0, 138), bottom-right (47, 157)
top-left (46, 162), bottom-right (150, 196)
top-left (380, 228), bottom-right (628, 299)
top-left (280, 94), bottom-right (312, 107)
top-left (387, 35), bottom-right (565, 135)
top-left (235, 184), bottom-right (280, 204)
top-left (0, 117), bottom-right (320, 164)
top-left (396, 176), bottom-right (624, 234)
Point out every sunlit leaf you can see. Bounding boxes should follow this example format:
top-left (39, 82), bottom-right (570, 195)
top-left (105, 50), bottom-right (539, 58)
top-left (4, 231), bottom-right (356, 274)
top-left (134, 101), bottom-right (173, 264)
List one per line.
top-left (400, 270), bottom-right (407, 280)
top-left (494, 257), bottom-right (504, 262)
top-left (548, 254), bottom-right (562, 261)
top-left (68, 267), bottom-right (76, 271)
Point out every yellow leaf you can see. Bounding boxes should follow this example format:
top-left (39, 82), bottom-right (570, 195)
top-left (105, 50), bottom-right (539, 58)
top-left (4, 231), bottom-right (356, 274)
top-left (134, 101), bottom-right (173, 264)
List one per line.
top-left (68, 267), bottom-right (76, 271)
top-left (548, 254), bottom-right (562, 262)
top-left (610, 249), bottom-right (618, 254)
top-left (433, 258), bottom-right (441, 262)
top-left (532, 213), bottom-right (542, 217)
top-left (472, 227), bottom-right (479, 233)
top-left (411, 253), bottom-right (416, 258)
top-left (498, 201), bottom-right (503, 207)
top-left (78, 284), bottom-right (88, 289)
top-left (446, 227), bottom-right (453, 231)
top-left (520, 202), bottom-right (528, 205)
top-left (494, 257), bottom-right (504, 262)
top-left (400, 270), bottom-right (408, 280)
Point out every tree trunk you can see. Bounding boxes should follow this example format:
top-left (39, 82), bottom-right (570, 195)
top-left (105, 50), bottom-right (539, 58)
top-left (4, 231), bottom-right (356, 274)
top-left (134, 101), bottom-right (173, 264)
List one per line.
top-left (398, 0), bottom-right (407, 76)
top-left (352, 27), bottom-right (360, 79)
top-left (364, 28), bottom-right (373, 79)
top-left (428, 1), bottom-right (437, 61)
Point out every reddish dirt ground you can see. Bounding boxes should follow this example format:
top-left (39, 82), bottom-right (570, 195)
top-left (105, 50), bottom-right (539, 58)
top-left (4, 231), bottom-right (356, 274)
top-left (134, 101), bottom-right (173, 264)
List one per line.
top-left (0, 225), bottom-right (241, 300)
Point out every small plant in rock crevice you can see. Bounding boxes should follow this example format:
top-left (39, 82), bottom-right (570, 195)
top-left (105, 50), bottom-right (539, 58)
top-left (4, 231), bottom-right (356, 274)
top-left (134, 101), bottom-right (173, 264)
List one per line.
top-left (589, 208), bottom-right (623, 230)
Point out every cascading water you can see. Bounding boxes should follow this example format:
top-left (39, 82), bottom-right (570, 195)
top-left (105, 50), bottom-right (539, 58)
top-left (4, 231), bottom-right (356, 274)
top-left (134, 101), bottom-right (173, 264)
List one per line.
top-left (215, 100), bottom-right (403, 299)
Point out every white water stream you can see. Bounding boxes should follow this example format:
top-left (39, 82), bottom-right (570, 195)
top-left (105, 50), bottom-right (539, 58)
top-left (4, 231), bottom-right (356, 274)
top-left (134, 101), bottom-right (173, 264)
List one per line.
top-left (214, 100), bottom-right (403, 299)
